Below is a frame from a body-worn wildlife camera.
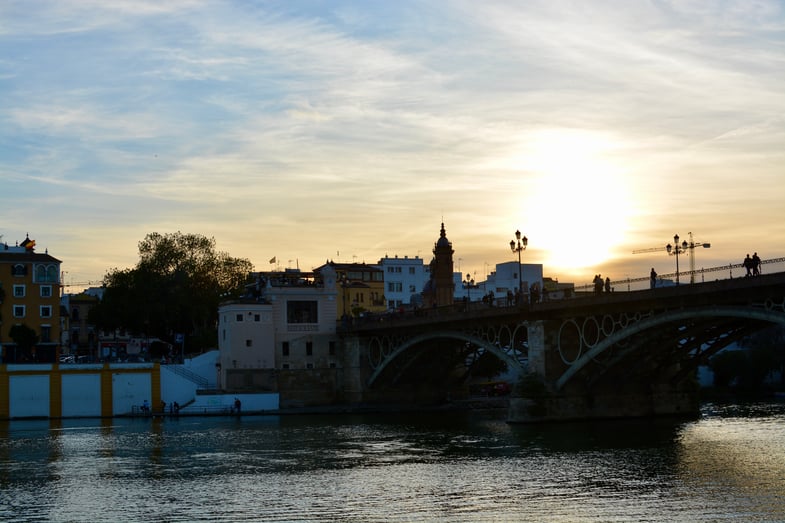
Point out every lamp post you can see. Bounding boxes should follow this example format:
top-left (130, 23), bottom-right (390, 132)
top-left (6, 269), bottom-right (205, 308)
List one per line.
top-left (666, 234), bottom-right (689, 285)
top-left (463, 275), bottom-right (475, 303)
top-left (510, 230), bottom-right (528, 294)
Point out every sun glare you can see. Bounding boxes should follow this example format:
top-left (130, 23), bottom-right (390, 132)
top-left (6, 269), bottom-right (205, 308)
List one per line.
top-left (511, 129), bottom-right (632, 274)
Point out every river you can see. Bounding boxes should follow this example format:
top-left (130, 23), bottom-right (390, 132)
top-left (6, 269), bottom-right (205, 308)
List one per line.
top-left (1, 401), bottom-right (784, 522)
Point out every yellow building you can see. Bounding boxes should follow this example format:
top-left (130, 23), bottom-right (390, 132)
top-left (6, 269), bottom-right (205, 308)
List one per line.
top-left (0, 235), bottom-right (62, 363)
top-left (314, 262), bottom-right (386, 318)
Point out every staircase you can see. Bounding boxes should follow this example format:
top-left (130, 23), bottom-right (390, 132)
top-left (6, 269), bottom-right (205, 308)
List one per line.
top-left (163, 364), bottom-right (209, 389)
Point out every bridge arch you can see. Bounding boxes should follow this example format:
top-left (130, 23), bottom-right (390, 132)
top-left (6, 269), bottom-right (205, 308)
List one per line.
top-left (366, 330), bottom-right (523, 387)
top-left (555, 305), bottom-right (785, 390)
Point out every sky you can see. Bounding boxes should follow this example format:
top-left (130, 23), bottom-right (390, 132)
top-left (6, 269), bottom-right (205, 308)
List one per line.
top-left (2, 0), bottom-right (784, 292)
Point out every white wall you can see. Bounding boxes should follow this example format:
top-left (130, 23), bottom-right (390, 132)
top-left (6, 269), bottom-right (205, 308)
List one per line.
top-left (111, 372), bottom-right (152, 415)
top-left (61, 374), bottom-right (102, 417)
top-left (9, 375), bottom-right (50, 418)
top-left (185, 392), bottom-right (279, 413)
top-left (160, 365), bottom-right (200, 409)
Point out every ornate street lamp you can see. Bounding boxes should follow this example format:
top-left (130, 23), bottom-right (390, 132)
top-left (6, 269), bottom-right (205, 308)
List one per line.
top-left (510, 230), bottom-right (528, 294)
top-left (463, 275), bottom-right (475, 302)
top-left (666, 234), bottom-right (689, 285)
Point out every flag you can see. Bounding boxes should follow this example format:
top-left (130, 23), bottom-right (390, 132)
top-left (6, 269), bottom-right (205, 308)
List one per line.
top-left (269, 256), bottom-right (276, 264)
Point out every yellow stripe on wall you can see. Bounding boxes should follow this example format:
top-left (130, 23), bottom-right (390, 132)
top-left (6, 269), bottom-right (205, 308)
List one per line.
top-left (100, 363), bottom-right (113, 417)
top-left (50, 366), bottom-right (62, 418)
top-left (0, 365), bottom-right (9, 419)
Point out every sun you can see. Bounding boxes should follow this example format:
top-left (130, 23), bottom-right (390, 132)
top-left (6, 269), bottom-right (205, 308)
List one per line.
top-left (511, 129), bottom-right (633, 274)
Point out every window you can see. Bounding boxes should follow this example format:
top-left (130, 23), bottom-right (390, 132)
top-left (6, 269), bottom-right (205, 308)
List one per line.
top-left (287, 301), bottom-right (318, 323)
top-left (306, 342), bottom-right (313, 356)
top-left (13, 305), bottom-right (25, 318)
top-left (282, 342), bottom-right (290, 356)
top-left (40, 285), bottom-right (52, 298)
top-left (13, 285), bottom-right (25, 298)
top-left (40, 326), bottom-right (51, 343)
top-left (254, 314), bottom-right (260, 322)
top-left (409, 267), bottom-right (416, 275)
top-left (40, 305), bottom-right (52, 318)
top-left (409, 284), bottom-right (416, 293)
top-left (236, 314), bottom-right (243, 322)
top-left (72, 308), bottom-right (80, 321)
top-left (329, 362), bottom-right (337, 369)
top-left (12, 264), bottom-right (26, 276)
top-left (306, 363), bottom-right (313, 369)
top-left (282, 363), bottom-right (290, 369)
top-left (387, 282), bottom-right (402, 292)
top-left (329, 341), bottom-right (336, 356)
top-left (33, 264), bottom-right (58, 283)
top-left (245, 339), bottom-right (252, 347)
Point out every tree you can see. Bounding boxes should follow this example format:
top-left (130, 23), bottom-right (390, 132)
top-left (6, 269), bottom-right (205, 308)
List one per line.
top-left (9, 323), bottom-right (39, 362)
top-left (709, 325), bottom-right (785, 393)
top-left (90, 232), bottom-right (253, 354)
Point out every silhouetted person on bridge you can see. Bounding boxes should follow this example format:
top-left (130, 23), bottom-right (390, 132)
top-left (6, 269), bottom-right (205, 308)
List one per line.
top-left (593, 274), bottom-right (603, 295)
top-left (752, 252), bottom-right (761, 276)
top-left (605, 277), bottom-right (611, 293)
top-left (743, 254), bottom-right (753, 276)
top-left (650, 268), bottom-right (657, 289)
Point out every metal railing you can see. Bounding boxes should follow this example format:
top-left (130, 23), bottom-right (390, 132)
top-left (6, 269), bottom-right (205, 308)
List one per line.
top-left (577, 257), bottom-right (785, 292)
top-left (162, 364), bottom-right (209, 389)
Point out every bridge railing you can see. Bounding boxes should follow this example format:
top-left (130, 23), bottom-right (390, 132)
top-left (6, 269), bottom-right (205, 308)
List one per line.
top-left (576, 257), bottom-right (785, 293)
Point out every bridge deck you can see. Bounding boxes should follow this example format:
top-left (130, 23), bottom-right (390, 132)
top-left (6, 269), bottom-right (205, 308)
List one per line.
top-left (345, 271), bottom-right (785, 334)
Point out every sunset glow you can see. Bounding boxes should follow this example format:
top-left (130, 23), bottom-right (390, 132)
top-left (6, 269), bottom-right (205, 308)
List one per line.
top-left (1, 1), bottom-right (783, 288)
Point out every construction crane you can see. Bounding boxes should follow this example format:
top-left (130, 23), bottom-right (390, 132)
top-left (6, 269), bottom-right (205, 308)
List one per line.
top-left (633, 232), bottom-right (710, 284)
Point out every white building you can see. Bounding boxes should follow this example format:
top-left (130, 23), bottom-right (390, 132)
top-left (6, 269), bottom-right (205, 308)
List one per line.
top-left (377, 255), bottom-right (429, 310)
top-left (217, 266), bottom-right (340, 390)
top-left (478, 262), bottom-right (544, 304)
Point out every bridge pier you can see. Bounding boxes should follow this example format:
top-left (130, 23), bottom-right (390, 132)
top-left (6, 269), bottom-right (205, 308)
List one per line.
top-left (509, 320), bottom-right (700, 423)
top-left (341, 336), bottom-right (367, 404)
top-left (508, 384), bottom-right (700, 423)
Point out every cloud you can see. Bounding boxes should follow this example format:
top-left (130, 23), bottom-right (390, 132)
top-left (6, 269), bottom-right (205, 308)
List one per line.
top-left (1, 0), bottom-right (783, 283)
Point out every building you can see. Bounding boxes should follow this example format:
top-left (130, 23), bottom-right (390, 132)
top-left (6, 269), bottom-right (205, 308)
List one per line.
top-left (422, 223), bottom-right (455, 307)
top-left (314, 261), bottom-right (386, 318)
top-left (217, 266), bottom-right (342, 406)
top-left (377, 255), bottom-right (429, 310)
top-left (0, 235), bottom-right (62, 363)
top-left (61, 292), bottom-right (100, 357)
top-left (482, 261), bottom-right (544, 304)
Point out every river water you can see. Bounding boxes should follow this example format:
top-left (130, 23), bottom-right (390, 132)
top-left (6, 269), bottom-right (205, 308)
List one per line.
top-left (1, 402), bottom-right (784, 522)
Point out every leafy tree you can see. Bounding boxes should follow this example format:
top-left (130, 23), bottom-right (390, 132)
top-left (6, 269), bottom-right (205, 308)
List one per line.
top-left (472, 350), bottom-right (508, 380)
top-left (709, 325), bottom-right (785, 393)
top-left (90, 232), bottom-right (253, 354)
top-left (9, 323), bottom-right (39, 362)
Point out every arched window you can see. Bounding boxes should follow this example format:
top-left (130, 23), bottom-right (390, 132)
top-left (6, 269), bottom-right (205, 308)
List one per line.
top-left (34, 264), bottom-right (59, 282)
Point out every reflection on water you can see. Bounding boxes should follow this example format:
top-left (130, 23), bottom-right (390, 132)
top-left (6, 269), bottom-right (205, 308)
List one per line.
top-left (1, 403), bottom-right (784, 522)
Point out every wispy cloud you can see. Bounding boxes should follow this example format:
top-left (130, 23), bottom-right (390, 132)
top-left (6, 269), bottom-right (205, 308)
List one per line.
top-left (1, 0), bottom-right (783, 283)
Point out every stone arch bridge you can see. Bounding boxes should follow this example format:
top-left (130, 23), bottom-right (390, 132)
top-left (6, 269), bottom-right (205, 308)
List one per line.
top-left (340, 271), bottom-right (785, 421)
